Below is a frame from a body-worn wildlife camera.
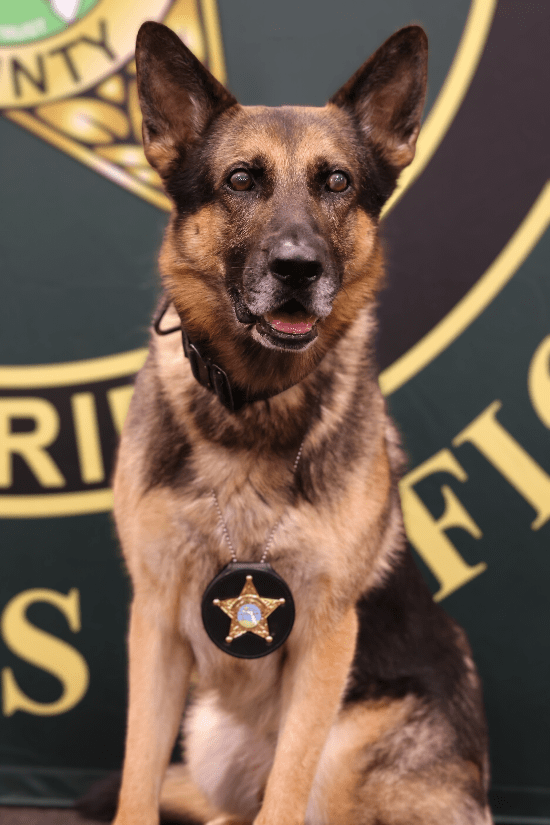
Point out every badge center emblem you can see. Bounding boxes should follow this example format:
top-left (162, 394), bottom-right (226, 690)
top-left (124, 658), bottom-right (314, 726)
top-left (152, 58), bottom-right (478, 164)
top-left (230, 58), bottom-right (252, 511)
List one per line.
top-left (237, 602), bottom-right (262, 628)
top-left (212, 574), bottom-right (287, 645)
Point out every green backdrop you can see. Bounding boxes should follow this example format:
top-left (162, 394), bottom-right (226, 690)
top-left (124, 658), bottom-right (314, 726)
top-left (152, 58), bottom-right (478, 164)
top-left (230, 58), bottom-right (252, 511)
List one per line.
top-left (0, 1), bottom-right (548, 822)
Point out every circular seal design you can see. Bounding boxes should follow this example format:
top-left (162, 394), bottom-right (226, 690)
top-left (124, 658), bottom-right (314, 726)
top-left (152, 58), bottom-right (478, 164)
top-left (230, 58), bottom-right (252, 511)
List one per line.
top-left (237, 603), bottom-right (262, 629)
top-left (201, 562), bottom-right (295, 659)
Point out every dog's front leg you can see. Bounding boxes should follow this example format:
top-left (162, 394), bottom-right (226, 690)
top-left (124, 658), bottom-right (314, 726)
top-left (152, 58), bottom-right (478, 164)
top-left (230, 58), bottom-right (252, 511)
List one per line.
top-left (114, 595), bottom-right (194, 825)
top-left (254, 605), bottom-right (358, 825)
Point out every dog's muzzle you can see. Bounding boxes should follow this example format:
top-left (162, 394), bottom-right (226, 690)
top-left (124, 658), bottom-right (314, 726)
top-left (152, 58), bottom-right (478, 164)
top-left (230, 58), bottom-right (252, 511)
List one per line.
top-left (231, 231), bottom-right (337, 352)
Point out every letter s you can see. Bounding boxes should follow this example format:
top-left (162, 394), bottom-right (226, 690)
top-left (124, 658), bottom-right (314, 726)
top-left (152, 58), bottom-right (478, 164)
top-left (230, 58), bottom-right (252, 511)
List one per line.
top-left (1, 588), bottom-right (89, 717)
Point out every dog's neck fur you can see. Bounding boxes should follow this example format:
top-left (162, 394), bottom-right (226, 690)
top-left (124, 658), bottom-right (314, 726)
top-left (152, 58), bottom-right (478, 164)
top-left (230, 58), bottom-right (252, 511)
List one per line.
top-left (154, 297), bottom-right (289, 412)
top-left (152, 300), bottom-right (384, 460)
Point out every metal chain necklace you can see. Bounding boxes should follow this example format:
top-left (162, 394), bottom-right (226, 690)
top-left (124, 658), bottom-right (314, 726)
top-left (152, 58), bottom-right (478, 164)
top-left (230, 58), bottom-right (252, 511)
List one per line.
top-left (201, 441), bottom-right (305, 659)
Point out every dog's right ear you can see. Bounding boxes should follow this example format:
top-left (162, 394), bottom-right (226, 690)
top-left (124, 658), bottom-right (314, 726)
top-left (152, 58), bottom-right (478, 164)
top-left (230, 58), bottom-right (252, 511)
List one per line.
top-left (135, 22), bottom-right (237, 178)
top-left (330, 26), bottom-right (428, 171)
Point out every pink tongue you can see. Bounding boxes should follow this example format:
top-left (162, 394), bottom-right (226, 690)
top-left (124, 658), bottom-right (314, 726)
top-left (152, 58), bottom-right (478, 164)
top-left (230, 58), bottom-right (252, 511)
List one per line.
top-left (269, 318), bottom-right (314, 335)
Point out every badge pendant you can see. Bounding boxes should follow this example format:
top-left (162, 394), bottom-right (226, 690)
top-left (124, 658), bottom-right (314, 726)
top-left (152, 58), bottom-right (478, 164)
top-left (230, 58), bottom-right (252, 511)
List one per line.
top-left (203, 441), bottom-right (304, 658)
top-left (201, 562), bottom-right (295, 659)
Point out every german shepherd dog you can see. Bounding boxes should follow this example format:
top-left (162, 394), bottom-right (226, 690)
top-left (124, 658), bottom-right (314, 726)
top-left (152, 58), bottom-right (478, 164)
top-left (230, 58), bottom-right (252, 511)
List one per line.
top-left (108, 20), bottom-right (493, 825)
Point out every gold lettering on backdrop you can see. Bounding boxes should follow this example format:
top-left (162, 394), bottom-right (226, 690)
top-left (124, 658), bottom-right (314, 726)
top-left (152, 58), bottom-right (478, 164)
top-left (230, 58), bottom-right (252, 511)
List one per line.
top-left (48, 43), bottom-right (82, 84)
top-left (528, 335), bottom-right (550, 429)
top-left (0, 398), bottom-right (65, 488)
top-left (79, 19), bottom-right (116, 63)
top-left (1, 589), bottom-right (90, 717)
top-left (11, 55), bottom-right (48, 98)
top-left (454, 400), bottom-right (550, 530)
top-left (8, 18), bottom-right (116, 102)
top-left (71, 392), bottom-right (104, 484)
top-left (48, 19), bottom-right (116, 85)
top-left (399, 449), bottom-right (486, 602)
top-left (7, 19), bottom-right (117, 103)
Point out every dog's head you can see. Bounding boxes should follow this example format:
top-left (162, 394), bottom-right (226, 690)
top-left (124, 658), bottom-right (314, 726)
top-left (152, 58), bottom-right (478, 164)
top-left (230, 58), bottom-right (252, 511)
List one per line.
top-left (135, 22), bottom-right (427, 396)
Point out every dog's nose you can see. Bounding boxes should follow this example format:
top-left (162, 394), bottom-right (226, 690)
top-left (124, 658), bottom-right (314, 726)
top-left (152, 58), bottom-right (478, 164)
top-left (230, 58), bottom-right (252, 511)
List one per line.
top-left (268, 238), bottom-right (323, 286)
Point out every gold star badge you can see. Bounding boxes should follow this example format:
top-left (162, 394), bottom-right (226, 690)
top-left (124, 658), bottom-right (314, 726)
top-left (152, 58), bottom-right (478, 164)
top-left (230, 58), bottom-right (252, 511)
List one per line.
top-left (213, 575), bottom-right (285, 644)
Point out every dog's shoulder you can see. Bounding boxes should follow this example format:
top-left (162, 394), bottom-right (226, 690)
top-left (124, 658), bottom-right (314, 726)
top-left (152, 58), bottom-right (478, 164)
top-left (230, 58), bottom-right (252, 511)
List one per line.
top-left (118, 325), bottom-right (197, 495)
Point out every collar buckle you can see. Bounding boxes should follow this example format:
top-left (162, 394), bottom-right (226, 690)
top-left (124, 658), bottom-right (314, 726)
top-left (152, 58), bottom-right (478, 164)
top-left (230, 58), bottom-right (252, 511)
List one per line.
top-left (154, 296), bottom-right (262, 413)
top-left (181, 328), bottom-right (238, 412)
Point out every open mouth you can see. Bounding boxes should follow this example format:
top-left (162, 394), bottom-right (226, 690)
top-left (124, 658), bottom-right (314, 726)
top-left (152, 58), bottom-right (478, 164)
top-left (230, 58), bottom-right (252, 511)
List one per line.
top-left (230, 290), bottom-right (319, 351)
top-left (257, 300), bottom-right (318, 351)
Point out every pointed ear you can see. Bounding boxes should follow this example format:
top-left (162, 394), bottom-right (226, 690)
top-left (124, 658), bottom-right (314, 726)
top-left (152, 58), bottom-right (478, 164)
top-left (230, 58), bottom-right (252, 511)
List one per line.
top-left (330, 26), bottom-right (428, 170)
top-left (135, 22), bottom-right (237, 178)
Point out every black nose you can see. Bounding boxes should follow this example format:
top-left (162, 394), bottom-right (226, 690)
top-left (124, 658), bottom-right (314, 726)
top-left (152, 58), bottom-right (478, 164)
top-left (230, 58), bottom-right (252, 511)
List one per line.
top-left (268, 237), bottom-right (323, 286)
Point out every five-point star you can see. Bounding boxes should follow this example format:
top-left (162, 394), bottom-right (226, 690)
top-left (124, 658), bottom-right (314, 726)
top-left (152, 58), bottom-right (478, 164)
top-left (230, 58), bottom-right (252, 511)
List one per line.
top-left (213, 575), bottom-right (285, 644)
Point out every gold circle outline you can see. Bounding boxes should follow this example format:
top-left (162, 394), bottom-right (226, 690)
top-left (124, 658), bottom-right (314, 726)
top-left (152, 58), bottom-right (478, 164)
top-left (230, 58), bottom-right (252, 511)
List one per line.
top-left (382, 0), bottom-right (497, 217)
top-left (0, 348), bottom-right (147, 388)
top-left (379, 184), bottom-right (550, 396)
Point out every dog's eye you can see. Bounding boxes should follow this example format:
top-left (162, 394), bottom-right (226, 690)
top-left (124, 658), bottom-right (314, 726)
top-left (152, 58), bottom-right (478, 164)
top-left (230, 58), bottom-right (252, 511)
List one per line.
top-left (326, 172), bottom-right (349, 193)
top-left (228, 170), bottom-right (254, 191)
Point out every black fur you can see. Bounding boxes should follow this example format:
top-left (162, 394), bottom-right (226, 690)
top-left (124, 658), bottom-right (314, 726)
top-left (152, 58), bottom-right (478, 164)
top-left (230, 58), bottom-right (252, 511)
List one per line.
top-left (345, 547), bottom-right (489, 772)
top-left (136, 364), bottom-right (195, 492)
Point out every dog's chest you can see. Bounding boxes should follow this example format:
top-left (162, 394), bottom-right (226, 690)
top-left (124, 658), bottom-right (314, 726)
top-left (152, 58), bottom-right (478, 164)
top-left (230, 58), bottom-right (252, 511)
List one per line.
top-left (170, 480), bottom-right (334, 663)
top-left (176, 489), bottom-right (321, 592)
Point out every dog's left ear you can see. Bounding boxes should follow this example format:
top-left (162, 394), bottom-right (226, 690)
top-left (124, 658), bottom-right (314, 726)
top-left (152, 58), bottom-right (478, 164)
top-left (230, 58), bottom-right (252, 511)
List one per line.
top-left (135, 21), bottom-right (237, 178)
top-left (330, 26), bottom-right (428, 170)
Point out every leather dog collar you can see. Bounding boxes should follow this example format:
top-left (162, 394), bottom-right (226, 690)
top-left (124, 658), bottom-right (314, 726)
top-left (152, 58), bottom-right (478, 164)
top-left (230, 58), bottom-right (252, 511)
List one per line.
top-left (153, 297), bottom-right (274, 413)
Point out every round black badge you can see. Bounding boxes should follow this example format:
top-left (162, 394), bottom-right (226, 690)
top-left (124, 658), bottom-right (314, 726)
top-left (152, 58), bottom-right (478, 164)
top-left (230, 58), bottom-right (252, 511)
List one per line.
top-left (201, 562), bottom-right (295, 658)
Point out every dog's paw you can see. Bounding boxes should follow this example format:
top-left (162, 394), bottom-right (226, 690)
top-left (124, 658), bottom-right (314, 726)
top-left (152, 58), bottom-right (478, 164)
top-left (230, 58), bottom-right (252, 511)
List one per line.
top-left (206, 817), bottom-right (252, 825)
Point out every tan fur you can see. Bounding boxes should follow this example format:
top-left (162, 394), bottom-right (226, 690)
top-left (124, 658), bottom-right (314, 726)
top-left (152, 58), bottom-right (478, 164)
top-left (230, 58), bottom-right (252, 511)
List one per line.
top-left (160, 764), bottom-right (221, 822)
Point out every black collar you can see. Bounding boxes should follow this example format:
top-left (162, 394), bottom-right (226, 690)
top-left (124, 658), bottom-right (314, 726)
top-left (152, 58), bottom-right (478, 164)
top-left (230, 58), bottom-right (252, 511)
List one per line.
top-left (153, 298), bottom-right (273, 413)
